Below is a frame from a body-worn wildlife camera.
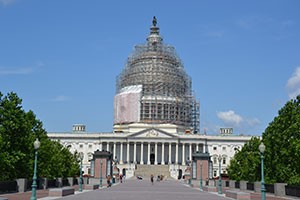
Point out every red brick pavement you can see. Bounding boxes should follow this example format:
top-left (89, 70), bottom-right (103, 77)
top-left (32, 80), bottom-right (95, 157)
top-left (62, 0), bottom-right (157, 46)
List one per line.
top-left (192, 185), bottom-right (293, 200)
top-left (0, 185), bottom-right (80, 200)
top-left (0, 190), bottom-right (49, 200)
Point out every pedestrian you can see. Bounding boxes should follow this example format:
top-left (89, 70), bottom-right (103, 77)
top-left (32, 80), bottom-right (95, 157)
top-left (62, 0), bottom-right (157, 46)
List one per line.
top-left (107, 175), bottom-right (111, 187)
top-left (120, 174), bottom-right (123, 183)
top-left (150, 174), bottom-right (154, 185)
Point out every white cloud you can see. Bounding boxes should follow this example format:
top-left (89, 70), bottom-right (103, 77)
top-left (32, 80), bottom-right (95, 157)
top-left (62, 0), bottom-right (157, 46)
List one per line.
top-left (246, 118), bottom-right (260, 126)
top-left (52, 95), bottom-right (70, 102)
top-left (287, 88), bottom-right (300, 99)
top-left (216, 110), bottom-right (260, 134)
top-left (286, 66), bottom-right (300, 99)
top-left (0, 67), bottom-right (33, 75)
top-left (217, 110), bottom-right (243, 126)
top-left (0, 0), bottom-right (15, 6)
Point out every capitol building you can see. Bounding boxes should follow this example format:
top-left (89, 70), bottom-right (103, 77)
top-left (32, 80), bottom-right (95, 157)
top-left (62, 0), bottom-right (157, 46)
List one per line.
top-left (48, 17), bottom-right (252, 180)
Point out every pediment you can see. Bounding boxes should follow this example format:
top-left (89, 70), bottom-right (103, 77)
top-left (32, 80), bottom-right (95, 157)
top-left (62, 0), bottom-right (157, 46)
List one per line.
top-left (128, 128), bottom-right (177, 139)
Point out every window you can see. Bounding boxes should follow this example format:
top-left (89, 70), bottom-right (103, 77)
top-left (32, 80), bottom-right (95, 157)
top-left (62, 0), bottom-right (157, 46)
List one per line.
top-left (213, 146), bottom-right (217, 150)
top-left (88, 153), bottom-right (93, 160)
top-left (223, 157), bottom-right (226, 165)
top-left (79, 144), bottom-right (83, 148)
top-left (213, 170), bottom-right (217, 177)
top-left (89, 144), bottom-right (92, 148)
top-left (213, 157), bottom-right (217, 164)
top-left (222, 146), bottom-right (226, 151)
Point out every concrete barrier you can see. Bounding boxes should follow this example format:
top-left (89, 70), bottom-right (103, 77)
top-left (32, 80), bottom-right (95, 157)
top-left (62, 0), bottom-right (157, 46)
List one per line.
top-left (240, 181), bottom-right (247, 190)
top-left (84, 184), bottom-right (99, 190)
top-left (226, 190), bottom-right (250, 200)
top-left (274, 183), bottom-right (287, 197)
top-left (203, 186), bottom-right (217, 192)
top-left (49, 187), bottom-right (75, 197)
top-left (16, 179), bottom-right (27, 192)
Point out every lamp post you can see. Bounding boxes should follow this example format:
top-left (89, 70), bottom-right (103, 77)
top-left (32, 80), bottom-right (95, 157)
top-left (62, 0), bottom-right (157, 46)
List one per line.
top-left (30, 138), bottom-right (40, 200)
top-left (200, 161), bottom-right (203, 190)
top-left (218, 155), bottom-right (222, 194)
top-left (79, 152), bottom-right (84, 192)
top-left (100, 160), bottom-right (103, 187)
top-left (188, 159), bottom-right (192, 186)
top-left (112, 157), bottom-right (118, 185)
top-left (259, 142), bottom-right (266, 200)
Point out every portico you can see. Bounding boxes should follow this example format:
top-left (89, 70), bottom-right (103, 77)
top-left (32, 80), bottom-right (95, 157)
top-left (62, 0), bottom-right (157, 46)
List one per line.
top-left (97, 128), bottom-right (205, 166)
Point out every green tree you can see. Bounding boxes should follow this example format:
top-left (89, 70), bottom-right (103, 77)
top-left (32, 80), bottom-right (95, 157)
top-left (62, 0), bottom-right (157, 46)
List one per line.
top-left (263, 95), bottom-right (300, 185)
top-left (228, 95), bottom-right (300, 185)
top-left (0, 92), bottom-right (79, 181)
top-left (38, 140), bottom-right (80, 179)
top-left (227, 137), bottom-right (261, 182)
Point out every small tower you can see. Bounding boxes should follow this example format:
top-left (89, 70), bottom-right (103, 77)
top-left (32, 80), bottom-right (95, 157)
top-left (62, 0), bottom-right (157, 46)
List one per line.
top-left (72, 124), bottom-right (86, 132)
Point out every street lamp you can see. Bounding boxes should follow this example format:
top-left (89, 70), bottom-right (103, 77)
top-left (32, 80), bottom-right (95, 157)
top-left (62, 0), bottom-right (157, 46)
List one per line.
top-left (30, 138), bottom-right (40, 200)
top-left (218, 155), bottom-right (222, 194)
top-left (100, 160), bottom-right (103, 187)
top-left (79, 152), bottom-right (84, 192)
top-left (259, 142), bottom-right (266, 200)
top-left (188, 158), bottom-right (192, 186)
top-left (200, 161), bottom-right (203, 190)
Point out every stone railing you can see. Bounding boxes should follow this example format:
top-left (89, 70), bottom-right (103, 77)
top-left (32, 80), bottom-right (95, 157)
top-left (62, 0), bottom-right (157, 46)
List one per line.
top-left (0, 177), bottom-right (79, 194)
top-left (220, 180), bottom-right (296, 199)
top-left (190, 179), bottom-right (299, 199)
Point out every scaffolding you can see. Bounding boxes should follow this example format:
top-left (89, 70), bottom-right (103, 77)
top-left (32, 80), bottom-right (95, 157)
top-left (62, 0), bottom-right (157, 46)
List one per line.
top-left (115, 18), bottom-right (200, 132)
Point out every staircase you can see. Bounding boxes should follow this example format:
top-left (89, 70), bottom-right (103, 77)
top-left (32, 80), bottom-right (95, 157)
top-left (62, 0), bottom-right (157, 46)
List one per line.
top-left (135, 165), bottom-right (170, 178)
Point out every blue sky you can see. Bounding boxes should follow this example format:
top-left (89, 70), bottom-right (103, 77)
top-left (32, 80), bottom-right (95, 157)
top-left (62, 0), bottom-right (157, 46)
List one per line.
top-left (1, 0), bottom-right (300, 135)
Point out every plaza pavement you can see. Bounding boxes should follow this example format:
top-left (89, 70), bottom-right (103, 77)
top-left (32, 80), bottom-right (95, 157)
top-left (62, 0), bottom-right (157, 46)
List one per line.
top-left (0, 179), bottom-right (293, 200)
top-left (44, 179), bottom-right (229, 200)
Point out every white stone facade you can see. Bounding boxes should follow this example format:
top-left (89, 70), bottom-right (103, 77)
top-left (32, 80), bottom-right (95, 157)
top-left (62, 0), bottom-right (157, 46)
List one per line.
top-left (47, 123), bottom-right (252, 179)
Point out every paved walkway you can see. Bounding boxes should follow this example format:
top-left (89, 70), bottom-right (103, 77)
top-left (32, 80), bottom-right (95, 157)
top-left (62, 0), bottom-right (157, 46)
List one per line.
top-left (1, 179), bottom-right (293, 200)
top-left (51, 179), bottom-right (228, 200)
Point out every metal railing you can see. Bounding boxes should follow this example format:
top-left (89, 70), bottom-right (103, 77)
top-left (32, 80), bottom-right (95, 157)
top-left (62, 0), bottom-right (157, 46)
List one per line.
top-left (0, 180), bottom-right (17, 194)
top-left (246, 182), bottom-right (254, 190)
top-left (286, 185), bottom-right (300, 197)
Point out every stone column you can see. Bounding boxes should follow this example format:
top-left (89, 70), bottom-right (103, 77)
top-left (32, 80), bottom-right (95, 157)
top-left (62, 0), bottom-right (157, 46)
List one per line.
top-left (147, 143), bottom-right (151, 164)
top-left (113, 142), bottom-right (116, 160)
top-left (196, 143), bottom-right (199, 152)
top-left (274, 183), bottom-right (287, 197)
top-left (16, 179), bottom-right (27, 192)
top-left (127, 143), bottom-right (130, 163)
top-left (175, 142), bottom-right (178, 164)
top-left (161, 142), bottom-right (165, 165)
top-left (133, 142), bottom-right (137, 163)
top-left (182, 143), bottom-right (186, 165)
top-left (106, 142), bottom-right (109, 151)
top-left (140, 142), bottom-right (144, 164)
top-left (168, 143), bottom-right (172, 164)
top-left (120, 142), bottom-right (123, 164)
top-left (154, 142), bottom-right (158, 165)
top-left (99, 142), bottom-right (102, 151)
top-left (189, 143), bottom-right (192, 161)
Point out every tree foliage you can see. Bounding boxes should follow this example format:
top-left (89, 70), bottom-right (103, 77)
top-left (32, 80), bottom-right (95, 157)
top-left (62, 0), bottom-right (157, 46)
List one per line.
top-left (228, 95), bottom-right (300, 185)
top-left (263, 95), bottom-right (300, 185)
top-left (0, 92), bottom-right (80, 181)
top-left (227, 137), bottom-right (261, 182)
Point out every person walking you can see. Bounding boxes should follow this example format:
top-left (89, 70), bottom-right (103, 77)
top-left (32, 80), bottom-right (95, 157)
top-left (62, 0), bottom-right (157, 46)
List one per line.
top-left (107, 175), bottom-right (111, 187)
top-left (150, 174), bottom-right (154, 185)
top-left (120, 174), bottom-right (123, 183)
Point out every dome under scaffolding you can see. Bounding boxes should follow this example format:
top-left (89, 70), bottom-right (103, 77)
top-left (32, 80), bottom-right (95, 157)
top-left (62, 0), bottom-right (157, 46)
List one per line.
top-left (114, 17), bottom-right (200, 133)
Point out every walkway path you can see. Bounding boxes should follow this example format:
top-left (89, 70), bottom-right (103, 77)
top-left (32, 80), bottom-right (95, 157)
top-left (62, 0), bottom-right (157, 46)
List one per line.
top-left (53, 179), bottom-right (228, 200)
